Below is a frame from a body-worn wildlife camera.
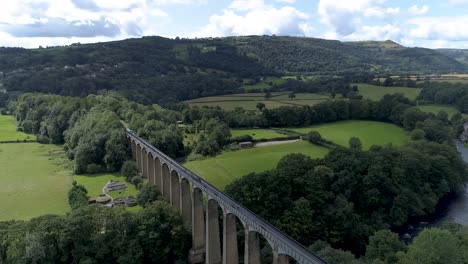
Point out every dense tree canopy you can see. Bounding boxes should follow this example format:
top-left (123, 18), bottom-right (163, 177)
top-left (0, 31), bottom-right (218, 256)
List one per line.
top-left (0, 203), bottom-right (190, 264)
top-left (225, 142), bottom-right (466, 254)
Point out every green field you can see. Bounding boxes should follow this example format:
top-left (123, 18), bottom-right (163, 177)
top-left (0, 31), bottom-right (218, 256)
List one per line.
top-left (74, 173), bottom-right (139, 199)
top-left (242, 77), bottom-right (287, 91)
top-left (415, 105), bottom-right (461, 117)
top-left (0, 115), bottom-right (35, 142)
top-left (0, 143), bottom-right (72, 221)
top-left (356, 83), bottom-right (422, 101)
top-left (186, 92), bottom-right (335, 110)
top-left (183, 141), bottom-right (328, 189)
top-left (289, 120), bottom-right (409, 149)
top-left (231, 129), bottom-right (286, 140)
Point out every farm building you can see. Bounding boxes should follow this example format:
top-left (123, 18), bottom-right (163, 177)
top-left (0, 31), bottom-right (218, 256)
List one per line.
top-left (239, 141), bottom-right (253, 149)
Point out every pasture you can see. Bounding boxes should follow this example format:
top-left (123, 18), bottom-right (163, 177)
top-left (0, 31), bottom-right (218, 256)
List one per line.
top-left (183, 140), bottom-right (328, 189)
top-left (415, 105), bottom-right (461, 118)
top-left (0, 115), bottom-right (35, 142)
top-left (289, 120), bottom-right (409, 149)
top-left (185, 92), bottom-right (335, 111)
top-left (231, 128), bottom-right (286, 140)
top-left (0, 143), bottom-right (72, 221)
top-left (356, 83), bottom-right (422, 101)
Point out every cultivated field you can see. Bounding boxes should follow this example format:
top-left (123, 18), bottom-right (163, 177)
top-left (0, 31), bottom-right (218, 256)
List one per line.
top-left (0, 143), bottom-right (72, 221)
top-left (356, 83), bottom-right (422, 101)
top-left (241, 76), bottom-right (287, 91)
top-left (183, 140), bottom-right (328, 189)
top-left (231, 128), bottom-right (286, 140)
top-left (0, 115), bottom-right (35, 142)
top-left (415, 105), bottom-right (461, 118)
top-left (289, 120), bottom-right (409, 149)
top-left (186, 92), bottom-right (335, 110)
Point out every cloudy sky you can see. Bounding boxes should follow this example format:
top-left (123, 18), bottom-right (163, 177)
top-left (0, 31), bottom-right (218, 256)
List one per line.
top-left (0, 0), bottom-right (467, 49)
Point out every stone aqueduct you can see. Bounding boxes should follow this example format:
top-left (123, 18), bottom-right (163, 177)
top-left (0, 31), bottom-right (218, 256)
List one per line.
top-left (127, 129), bottom-right (326, 264)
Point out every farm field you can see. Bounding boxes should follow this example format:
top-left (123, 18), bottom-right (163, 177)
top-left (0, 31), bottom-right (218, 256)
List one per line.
top-left (356, 83), bottom-right (422, 100)
top-left (0, 115), bottom-right (35, 142)
top-left (186, 92), bottom-right (335, 110)
top-left (74, 173), bottom-right (139, 199)
top-left (242, 76), bottom-right (286, 91)
top-left (231, 128), bottom-right (286, 140)
top-left (415, 105), bottom-right (462, 118)
top-left (289, 120), bottom-right (409, 149)
top-left (0, 143), bottom-right (72, 221)
top-left (183, 140), bottom-right (328, 189)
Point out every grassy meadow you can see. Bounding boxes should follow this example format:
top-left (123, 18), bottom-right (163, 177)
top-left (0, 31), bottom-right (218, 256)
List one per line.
top-left (0, 143), bottom-right (72, 221)
top-left (186, 92), bottom-right (335, 110)
top-left (231, 128), bottom-right (286, 140)
top-left (74, 173), bottom-right (139, 199)
top-left (183, 140), bottom-right (328, 189)
top-left (415, 105), bottom-right (462, 118)
top-left (0, 115), bottom-right (35, 142)
top-left (356, 83), bottom-right (422, 101)
top-left (289, 120), bottom-right (409, 150)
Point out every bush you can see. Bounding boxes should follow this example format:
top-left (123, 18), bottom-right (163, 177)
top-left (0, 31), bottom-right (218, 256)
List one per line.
top-left (68, 181), bottom-right (88, 210)
top-left (16, 127), bottom-right (24, 132)
top-left (306, 131), bottom-right (322, 144)
top-left (230, 135), bottom-right (253, 143)
top-left (86, 163), bottom-right (104, 174)
top-left (36, 135), bottom-right (50, 144)
top-left (131, 176), bottom-right (143, 187)
top-left (0, 108), bottom-right (6, 115)
top-left (410, 128), bottom-right (425, 141)
top-left (137, 184), bottom-right (161, 207)
top-left (121, 160), bottom-right (139, 181)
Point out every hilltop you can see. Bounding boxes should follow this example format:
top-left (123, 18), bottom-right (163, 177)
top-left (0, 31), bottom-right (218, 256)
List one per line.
top-left (0, 36), bottom-right (465, 104)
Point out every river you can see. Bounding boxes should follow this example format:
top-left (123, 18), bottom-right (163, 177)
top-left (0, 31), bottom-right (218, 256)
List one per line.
top-left (443, 141), bottom-right (468, 225)
top-left (400, 141), bottom-right (468, 240)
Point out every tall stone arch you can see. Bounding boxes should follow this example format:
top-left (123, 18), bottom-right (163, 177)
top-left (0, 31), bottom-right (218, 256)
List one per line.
top-left (171, 170), bottom-right (181, 210)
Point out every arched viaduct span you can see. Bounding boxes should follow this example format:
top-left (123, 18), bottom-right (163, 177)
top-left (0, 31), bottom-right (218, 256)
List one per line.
top-left (127, 129), bottom-right (326, 264)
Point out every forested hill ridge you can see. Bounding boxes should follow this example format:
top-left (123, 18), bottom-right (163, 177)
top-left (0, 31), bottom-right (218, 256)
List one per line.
top-left (0, 36), bottom-right (465, 104)
top-left (437, 48), bottom-right (468, 66)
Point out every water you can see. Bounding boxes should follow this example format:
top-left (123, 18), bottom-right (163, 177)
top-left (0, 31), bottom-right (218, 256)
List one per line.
top-left (400, 141), bottom-right (468, 240)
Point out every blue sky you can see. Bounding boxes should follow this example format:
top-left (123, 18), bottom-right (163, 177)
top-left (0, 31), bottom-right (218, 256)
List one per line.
top-left (0, 0), bottom-right (467, 48)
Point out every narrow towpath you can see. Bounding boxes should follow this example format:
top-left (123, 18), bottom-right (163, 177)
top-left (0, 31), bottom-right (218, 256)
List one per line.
top-left (255, 139), bottom-right (300, 147)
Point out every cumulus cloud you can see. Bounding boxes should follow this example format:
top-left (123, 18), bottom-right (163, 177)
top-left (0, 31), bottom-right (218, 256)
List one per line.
top-left (0, 0), bottom-right (173, 46)
top-left (3, 17), bottom-right (121, 38)
top-left (408, 5), bottom-right (429, 15)
top-left (192, 0), bottom-right (313, 37)
top-left (409, 16), bottom-right (468, 41)
top-left (318, 0), bottom-right (400, 36)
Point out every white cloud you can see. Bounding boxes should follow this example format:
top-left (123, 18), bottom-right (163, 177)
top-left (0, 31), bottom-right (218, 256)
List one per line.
top-left (192, 1), bottom-right (312, 37)
top-left (448, 0), bottom-right (468, 6)
top-left (409, 16), bottom-right (468, 41)
top-left (338, 24), bottom-right (402, 42)
top-left (276, 0), bottom-right (296, 3)
top-left (408, 5), bottom-right (429, 15)
top-left (0, 0), bottom-right (173, 47)
top-left (318, 0), bottom-right (399, 36)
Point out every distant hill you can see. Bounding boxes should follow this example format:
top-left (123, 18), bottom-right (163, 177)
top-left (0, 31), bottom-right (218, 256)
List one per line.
top-left (0, 36), bottom-right (465, 103)
top-left (437, 48), bottom-right (468, 66)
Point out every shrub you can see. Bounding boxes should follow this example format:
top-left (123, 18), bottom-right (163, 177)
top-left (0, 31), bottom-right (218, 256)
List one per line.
top-left (131, 176), bottom-right (143, 187)
top-left (121, 160), bottom-right (139, 181)
top-left (16, 127), bottom-right (24, 132)
top-left (306, 131), bottom-right (322, 144)
top-left (86, 163), bottom-right (104, 174)
top-left (137, 184), bottom-right (161, 207)
top-left (410, 128), bottom-right (425, 141)
top-left (68, 181), bottom-right (88, 210)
